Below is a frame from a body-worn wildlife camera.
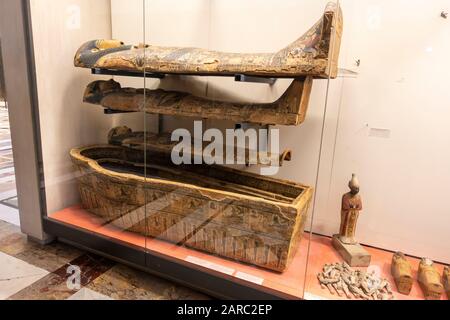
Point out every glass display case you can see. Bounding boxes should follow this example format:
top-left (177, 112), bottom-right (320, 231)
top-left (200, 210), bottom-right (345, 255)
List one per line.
top-left (23, 0), bottom-right (450, 300)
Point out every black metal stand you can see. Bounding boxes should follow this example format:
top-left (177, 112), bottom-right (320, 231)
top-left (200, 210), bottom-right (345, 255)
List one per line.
top-left (92, 68), bottom-right (165, 79)
top-left (104, 109), bottom-right (136, 115)
top-left (92, 68), bottom-right (278, 84)
top-left (235, 74), bottom-right (277, 85)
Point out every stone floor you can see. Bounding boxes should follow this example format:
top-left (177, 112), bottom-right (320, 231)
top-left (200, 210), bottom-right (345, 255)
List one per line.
top-left (0, 105), bottom-right (209, 300)
top-left (0, 220), bottom-right (209, 300)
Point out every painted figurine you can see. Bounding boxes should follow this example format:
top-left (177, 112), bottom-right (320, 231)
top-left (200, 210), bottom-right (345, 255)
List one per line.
top-left (339, 174), bottom-right (363, 245)
top-left (391, 252), bottom-right (413, 295)
top-left (418, 258), bottom-right (444, 300)
top-left (444, 266), bottom-right (450, 300)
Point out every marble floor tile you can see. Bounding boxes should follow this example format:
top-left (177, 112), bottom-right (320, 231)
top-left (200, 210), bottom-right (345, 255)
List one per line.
top-left (0, 150), bottom-right (13, 158)
top-left (7, 272), bottom-right (76, 300)
top-left (51, 254), bottom-right (116, 287)
top-left (0, 218), bottom-right (212, 301)
top-left (0, 232), bottom-right (83, 272)
top-left (0, 204), bottom-right (20, 226)
top-left (0, 251), bottom-right (49, 300)
top-left (67, 288), bottom-right (114, 300)
top-left (9, 254), bottom-right (115, 300)
top-left (0, 161), bottom-right (14, 171)
top-left (0, 219), bottom-right (20, 241)
top-left (87, 264), bottom-right (209, 300)
top-left (0, 182), bottom-right (16, 195)
top-left (0, 189), bottom-right (17, 202)
top-left (2, 196), bottom-right (18, 209)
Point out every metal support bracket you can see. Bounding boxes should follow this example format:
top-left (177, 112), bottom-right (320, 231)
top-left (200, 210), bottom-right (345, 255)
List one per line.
top-left (235, 74), bottom-right (277, 85)
top-left (91, 68), bottom-right (165, 79)
top-left (104, 109), bottom-right (136, 115)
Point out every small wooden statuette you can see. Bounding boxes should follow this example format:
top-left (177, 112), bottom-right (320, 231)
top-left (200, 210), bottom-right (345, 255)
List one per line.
top-left (444, 266), bottom-right (450, 300)
top-left (418, 258), bottom-right (444, 300)
top-left (332, 174), bottom-right (371, 267)
top-left (391, 252), bottom-right (413, 295)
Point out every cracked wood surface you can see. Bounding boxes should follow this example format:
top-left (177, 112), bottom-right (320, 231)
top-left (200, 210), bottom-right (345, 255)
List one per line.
top-left (70, 145), bottom-right (313, 272)
top-left (84, 77), bottom-right (312, 126)
top-left (74, 2), bottom-right (343, 79)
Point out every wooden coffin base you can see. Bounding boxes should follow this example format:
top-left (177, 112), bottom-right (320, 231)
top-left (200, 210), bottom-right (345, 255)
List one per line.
top-left (332, 235), bottom-right (371, 267)
top-left (71, 145), bottom-right (313, 272)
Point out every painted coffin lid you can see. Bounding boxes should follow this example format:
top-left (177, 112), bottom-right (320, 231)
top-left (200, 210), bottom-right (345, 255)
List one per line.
top-left (83, 78), bottom-right (313, 126)
top-left (74, 2), bottom-right (343, 79)
top-left (70, 145), bottom-right (313, 272)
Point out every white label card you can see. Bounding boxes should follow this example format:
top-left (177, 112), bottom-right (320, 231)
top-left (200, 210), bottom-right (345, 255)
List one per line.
top-left (185, 256), bottom-right (235, 276)
top-left (234, 272), bottom-right (264, 285)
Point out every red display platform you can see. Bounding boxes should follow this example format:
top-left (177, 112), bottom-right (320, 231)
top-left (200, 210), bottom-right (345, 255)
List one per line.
top-left (50, 206), bottom-right (308, 299)
top-left (50, 206), bottom-right (448, 300)
top-left (304, 236), bottom-right (448, 300)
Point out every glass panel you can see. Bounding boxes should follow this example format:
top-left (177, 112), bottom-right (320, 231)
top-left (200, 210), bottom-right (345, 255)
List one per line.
top-left (26, 0), bottom-right (450, 300)
top-left (0, 42), bottom-right (5, 106)
top-left (30, 0), bottom-right (147, 261)
top-left (306, 0), bottom-right (450, 300)
top-left (142, 0), bottom-right (336, 299)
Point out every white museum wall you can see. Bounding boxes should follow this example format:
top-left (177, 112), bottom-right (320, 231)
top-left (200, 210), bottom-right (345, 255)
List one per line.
top-left (30, 0), bottom-right (113, 214)
top-left (110, 0), bottom-right (157, 133)
top-left (111, 0), bottom-right (211, 133)
top-left (145, 0), bottom-right (211, 133)
top-left (109, 0), bottom-right (145, 132)
top-left (313, 0), bottom-right (450, 263)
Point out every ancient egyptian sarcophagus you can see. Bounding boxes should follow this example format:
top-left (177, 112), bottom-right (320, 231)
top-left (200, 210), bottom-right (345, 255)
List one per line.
top-left (84, 78), bottom-right (312, 126)
top-left (74, 2), bottom-right (343, 79)
top-left (70, 145), bottom-right (313, 272)
top-left (76, 2), bottom-right (344, 126)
